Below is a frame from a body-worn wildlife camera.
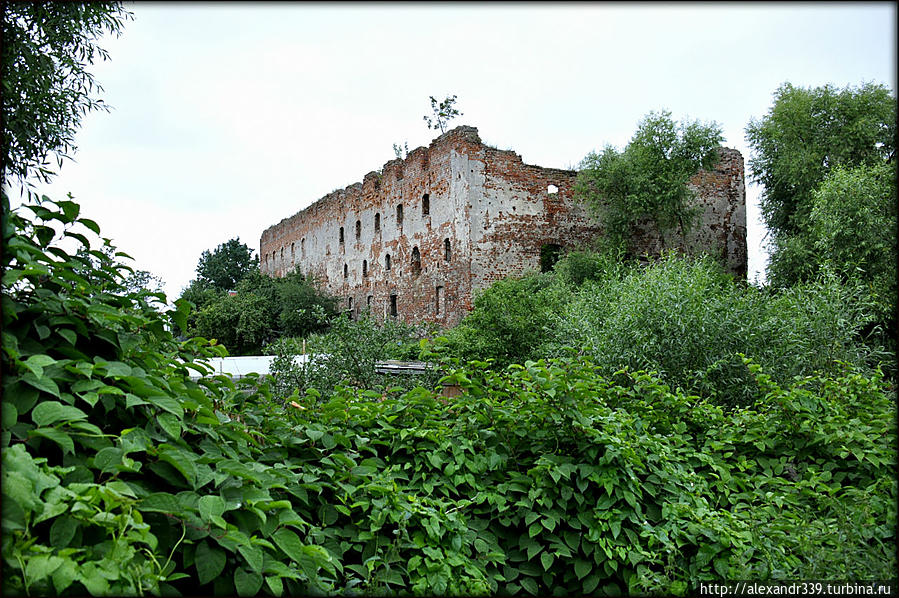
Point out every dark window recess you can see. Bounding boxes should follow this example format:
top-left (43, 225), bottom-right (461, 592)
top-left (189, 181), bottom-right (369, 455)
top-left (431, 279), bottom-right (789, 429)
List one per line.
top-left (367, 295), bottom-right (372, 308)
top-left (343, 264), bottom-right (348, 278)
top-left (411, 247), bottom-right (421, 277)
top-left (540, 243), bottom-right (563, 273)
top-left (362, 260), bottom-right (368, 277)
top-left (444, 238), bottom-right (451, 261)
top-left (301, 238), bottom-right (305, 257)
top-left (397, 204), bottom-right (403, 226)
top-left (374, 213), bottom-right (380, 232)
top-left (389, 294), bottom-right (398, 317)
top-left (356, 219), bottom-right (361, 239)
top-left (348, 297), bottom-right (353, 310)
top-left (385, 254), bottom-right (391, 271)
top-left (422, 193), bottom-right (430, 216)
top-left (339, 227), bottom-right (344, 243)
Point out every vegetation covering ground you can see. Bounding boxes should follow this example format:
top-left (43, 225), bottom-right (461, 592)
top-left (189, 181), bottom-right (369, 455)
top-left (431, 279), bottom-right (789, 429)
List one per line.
top-left (1, 3), bottom-right (896, 596)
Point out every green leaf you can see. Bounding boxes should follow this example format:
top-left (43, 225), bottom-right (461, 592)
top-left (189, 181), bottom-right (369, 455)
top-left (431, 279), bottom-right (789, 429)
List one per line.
top-left (196, 541), bottom-right (227, 585)
top-left (520, 576), bottom-right (538, 595)
top-left (25, 555), bottom-right (64, 585)
top-left (157, 412), bottom-right (182, 439)
top-left (31, 428), bottom-right (74, 454)
top-left (21, 372), bottom-right (60, 397)
top-left (583, 572), bottom-right (602, 595)
top-left (50, 516), bottom-right (77, 548)
top-left (31, 401), bottom-right (87, 427)
top-left (235, 569), bottom-right (263, 596)
top-left (238, 544), bottom-right (264, 574)
top-left (265, 575), bottom-right (284, 596)
top-left (199, 495), bottom-right (226, 521)
top-left (272, 528), bottom-right (304, 563)
top-left (145, 395), bottom-right (184, 418)
top-left (540, 550), bottom-right (555, 571)
top-left (574, 558), bottom-right (592, 580)
top-left (1, 402), bottom-right (17, 429)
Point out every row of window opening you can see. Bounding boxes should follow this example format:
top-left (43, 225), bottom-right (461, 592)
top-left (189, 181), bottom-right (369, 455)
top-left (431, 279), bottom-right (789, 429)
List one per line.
top-left (342, 238), bottom-right (451, 279)
top-left (339, 194), bottom-right (430, 244)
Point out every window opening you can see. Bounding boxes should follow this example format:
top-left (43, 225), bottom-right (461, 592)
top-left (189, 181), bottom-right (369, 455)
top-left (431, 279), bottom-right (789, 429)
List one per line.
top-left (374, 213), bottom-right (380, 232)
top-left (356, 219), bottom-right (361, 240)
top-left (367, 295), bottom-right (372, 309)
top-left (422, 193), bottom-right (430, 216)
top-left (397, 204), bottom-right (403, 226)
top-left (411, 246), bottom-right (421, 277)
top-left (540, 243), bottom-right (563, 273)
top-left (547, 184), bottom-right (559, 194)
top-left (362, 260), bottom-right (368, 277)
top-left (339, 226), bottom-right (344, 243)
top-left (444, 238), bottom-right (451, 261)
top-left (389, 294), bottom-right (398, 317)
top-left (301, 238), bottom-right (305, 257)
top-left (343, 264), bottom-right (348, 278)
top-left (385, 253), bottom-right (391, 271)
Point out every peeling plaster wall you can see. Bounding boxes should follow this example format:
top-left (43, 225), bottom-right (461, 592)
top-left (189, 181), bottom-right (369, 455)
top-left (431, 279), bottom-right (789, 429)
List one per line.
top-left (260, 126), bottom-right (747, 327)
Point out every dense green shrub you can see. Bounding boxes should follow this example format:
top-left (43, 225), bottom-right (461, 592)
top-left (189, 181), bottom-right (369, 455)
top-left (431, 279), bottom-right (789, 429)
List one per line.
top-left (442, 272), bottom-right (571, 368)
top-left (267, 312), bottom-right (439, 401)
top-left (549, 255), bottom-right (887, 406)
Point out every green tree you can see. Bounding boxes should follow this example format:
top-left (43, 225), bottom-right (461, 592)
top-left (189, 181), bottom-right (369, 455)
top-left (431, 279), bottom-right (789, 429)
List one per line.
top-left (193, 237), bottom-right (258, 292)
top-left (1, 2), bottom-right (131, 183)
top-left (423, 94), bottom-right (463, 134)
top-left (575, 110), bottom-right (723, 254)
top-left (745, 81), bottom-right (896, 286)
top-left (808, 162), bottom-right (897, 325)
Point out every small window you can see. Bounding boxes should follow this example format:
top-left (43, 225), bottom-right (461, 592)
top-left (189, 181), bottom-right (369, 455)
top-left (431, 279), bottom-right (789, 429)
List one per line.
top-left (422, 193), bottom-right (430, 216)
top-left (547, 184), bottom-right (559, 194)
top-left (385, 253), bottom-right (391, 271)
top-left (339, 226), bottom-right (344, 243)
top-left (436, 285), bottom-right (444, 315)
top-left (280, 248), bottom-right (284, 259)
top-left (411, 246), bottom-right (421, 277)
top-left (389, 294), bottom-right (398, 317)
top-left (444, 238), bottom-right (451, 262)
top-left (540, 243), bottom-right (563, 273)
top-left (348, 297), bottom-right (353, 311)
top-left (374, 213), bottom-right (380, 232)
top-left (397, 204), bottom-right (403, 226)
top-left (356, 219), bottom-right (361, 239)
top-left (362, 260), bottom-right (368, 277)
top-left (291, 243), bottom-right (295, 259)
top-left (343, 263), bottom-right (348, 278)
top-left (301, 238), bottom-right (305, 257)
top-left (367, 295), bottom-right (372, 308)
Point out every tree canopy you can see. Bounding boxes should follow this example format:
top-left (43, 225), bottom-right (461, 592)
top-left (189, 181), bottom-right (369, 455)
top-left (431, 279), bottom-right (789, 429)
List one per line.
top-left (745, 81), bottom-right (896, 288)
top-left (1, 2), bottom-right (131, 184)
top-left (194, 237), bottom-right (258, 292)
top-left (575, 110), bottom-right (723, 254)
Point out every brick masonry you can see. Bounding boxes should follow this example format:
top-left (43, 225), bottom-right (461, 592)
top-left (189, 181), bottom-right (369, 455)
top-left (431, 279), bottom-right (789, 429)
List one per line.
top-left (260, 126), bottom-right (746, 327)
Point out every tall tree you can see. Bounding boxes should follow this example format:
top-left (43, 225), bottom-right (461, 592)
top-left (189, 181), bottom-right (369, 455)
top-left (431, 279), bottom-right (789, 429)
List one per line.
top-left (1, 2), bottom-right (131, 184)
top-left (195, 237), bottom-right (259, 292)
top-left (575, 110), bottom-right (723, 254)
top-left (745, 81), bottom-right (896, 286)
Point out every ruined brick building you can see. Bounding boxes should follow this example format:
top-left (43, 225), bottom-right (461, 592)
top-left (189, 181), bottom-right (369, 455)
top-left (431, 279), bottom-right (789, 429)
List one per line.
top-left (260, 126), bottom-right (746, 326)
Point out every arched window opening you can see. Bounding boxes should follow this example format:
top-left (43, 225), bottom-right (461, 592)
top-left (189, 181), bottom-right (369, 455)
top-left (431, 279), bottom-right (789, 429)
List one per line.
top-left (356, 219), bottom-right (361, 239)
top-left (362, 260), bottom-right (368, 277)
top-left (301, 238), bottom-right (305, 257)
top-left (444, 238), bottom-right (451, 262)
top-left (389, 294), bottom-right (398, 317)
top-left (343, 263), bottom-right (348, 278)
top-left (422, 193), bottom-right (430, 216)
top-left (540, 243), bottom-right (563, 273)
top-left (339, 226), bottom-right (344, 243)
top-left (397, 204), bottom-right (403, 226)
top-left (411, 246), bottom-right (421, 277)
top-left (385, 253), bottom-right (391, 271)
top-left (374, 213), bottom-right (380, 232)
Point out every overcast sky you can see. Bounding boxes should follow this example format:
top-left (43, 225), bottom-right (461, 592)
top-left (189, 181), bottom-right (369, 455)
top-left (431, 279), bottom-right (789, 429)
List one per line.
top-left (21, 2), bottom-right (898, 299)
